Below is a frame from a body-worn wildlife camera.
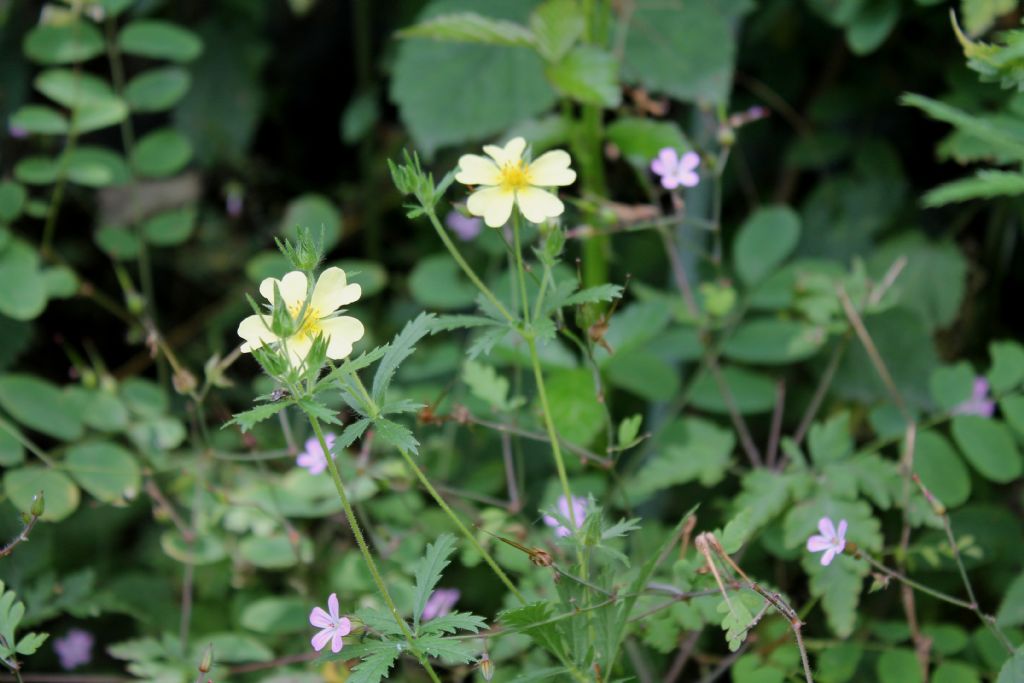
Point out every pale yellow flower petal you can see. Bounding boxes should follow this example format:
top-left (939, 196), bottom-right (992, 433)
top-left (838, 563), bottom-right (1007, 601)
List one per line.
top-left (528, 150), bottom-right (577, 186)
top-left (284, 334), bottom-right (314, 368)
top-left (237, 314), bottom-right (276, 352)
top-left (311, 267), bottom-right (361, 314)
top-left (467, 186), bottom-right (516, 228)
top-left (483, 137), bottom-right (526, 166)
top-left (516, 186), bottom-right (564, 224)
top-left (259, 270), bottom-right (308, 309)
top-left (455, 154), bottom-right (501, 186)
top-left (321, 316), bottom-right (365, 360)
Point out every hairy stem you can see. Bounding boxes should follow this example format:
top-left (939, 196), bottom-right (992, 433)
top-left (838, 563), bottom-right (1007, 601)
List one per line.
top-left (308, 416), bottom-right (441, 683)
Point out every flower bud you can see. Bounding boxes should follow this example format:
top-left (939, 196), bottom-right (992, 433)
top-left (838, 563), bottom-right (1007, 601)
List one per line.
top-left (172, 369), bottom-right (198, 396)
top-left (479, 653), bottom-right (494, 681)
top-left (31, 491), bottom-right (45, 517)
top-left (198, 644), bottom-right (213, 673)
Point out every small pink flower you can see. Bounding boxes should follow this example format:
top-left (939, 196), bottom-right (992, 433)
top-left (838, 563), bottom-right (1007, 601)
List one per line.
top-left (53, 629), bottom-right (93, 670)
top-left (309, 593), bottom-right (352, 654)
top-left (423, 588), bottom-right (460, 621)
top-left (543, 495), bottom-right (587, 537)
top-left (445, 210), bottom-right (483, 241)
top-left (296, 434), bottom-right (336, 475)
top-left (807, 517), bottom-right (847, 566)
top-left (953, 377), bottom-right (995, 418)
top-left (650, 148), bottom-right (700, 190)
top-left (7, 122), bottom-right (28, 139)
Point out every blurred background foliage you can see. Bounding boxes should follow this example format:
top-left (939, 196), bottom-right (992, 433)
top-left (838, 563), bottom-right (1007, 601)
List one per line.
top-left (2, 0), bottom-right (1024, 680)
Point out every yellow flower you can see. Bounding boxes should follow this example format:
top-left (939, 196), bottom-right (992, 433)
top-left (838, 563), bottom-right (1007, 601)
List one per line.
top-left (237, 267), bottom-right (364, 368)
top-left (455, 137), bottom-right (576, 228)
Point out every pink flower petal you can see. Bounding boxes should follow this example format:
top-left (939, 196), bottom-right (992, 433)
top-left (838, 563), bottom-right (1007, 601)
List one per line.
top-left (328, 593), bottom-right (340, 619)
top-left (331, 631), bottom-right (344, 653)
top-left (807, 535), bottom-right (831, 552)
top-left (678, 170), bottom-right (699, 187)
top-left (821, 548), bottom-right (837, 566)
top-left (660, 175), bottom-right (681, 190)
top-left (337, 617), bottom-right (352, 636)
top-left (311, 628), bottom-right (333, 651)
top-left (818, 517), bottom-right (836, 539)
top-left (680, 151), bottom-right (700, 170)
top-left (310, 606), bottom-right (333, 628)
top-left (836, 519), bottom-right (848, 540)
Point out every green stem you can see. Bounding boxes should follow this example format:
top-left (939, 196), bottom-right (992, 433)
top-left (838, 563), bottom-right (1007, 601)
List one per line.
top-left (397, 446), bottom-right (526, 604)
top-left (426, 208), bottom-right (516, 326)
top-left (525, 336), bottom-right (577, 530)
top-left (858, 552), bottom-right (977, 612)
top-left (512, 213), bottom-right (532, 324)
top-left (308, 416), bottom-right (441, 683)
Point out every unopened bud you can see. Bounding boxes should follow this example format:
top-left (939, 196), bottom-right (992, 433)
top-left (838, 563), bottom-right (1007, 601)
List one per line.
top-left (529, 548), bottom-right (553, 567)
top-left (30, 491), bottom-right (45, 517)
top-left (479, 653), bottom-right (494, 681)
top-left (198, 644), bottom-right (213, 673)
top-left (126, 291), bottom-right (145, 316)
top-left (172, 369), bottom-right (198, 395)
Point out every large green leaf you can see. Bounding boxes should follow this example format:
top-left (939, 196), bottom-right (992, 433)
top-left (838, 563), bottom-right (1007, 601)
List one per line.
top-left (542, 367), bottom-right (605, 445)
top-left (950, 416), bottom-right (1022, 483)
top-left (130, 128), bottom-right (193, 178)
top-left (544, 45), bottom-right (620, 107)
top-left (690, 365), bottom-right (776, 414)
top-left (622, 0), bottom-right (746, 105)
top-left (0, 241), bottom-right (47, 321)
top-left (914, 431), bottom-right (971, 507)
top-left (867, 234), bottom-right (966, 331)
top-left (722, 318), bottom-right (825, 365)
top-left (65, 442), bottom-right (140, 503)
top-left (390, 0), bottom-right (556, 155)
top-left (632, 417), bottom-right (734, 496)
top-left (118, 20), bottom-right (203, 62)
top-left (0, 374), bottom-right (83, 441)
top-left (3, 466), bottom-right (80, 521)
top-left (733, 205), bottom-right (801, 286)
top-left (23, 21), bottom-right (105, 65)
top-left (124, 67), bottom-right (191, 112)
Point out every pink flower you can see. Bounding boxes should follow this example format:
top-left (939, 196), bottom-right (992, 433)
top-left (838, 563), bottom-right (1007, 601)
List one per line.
top-left (309, 593), bottom-right (352, 653)
top-left (953, 377), bottom-right (995, 418)
top-left (650, 148), bottom-right (700, 190)
top-left (7, 122), bottom-right (28, 139)
top-left (806, 517), bottom-right (847, 566)
top-left (445, 210), bottom-right (483, 241)
top-left (543, 495), bottom-right (587, 537)
top-left (53, 629), bottom-right (93, 670)
top-left (296, 434), bottom-right (336, 475)
top-left (422, 588), bottom-right (460, 621)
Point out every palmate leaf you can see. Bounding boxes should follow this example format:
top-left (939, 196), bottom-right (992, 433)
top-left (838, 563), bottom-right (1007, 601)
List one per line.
top-left (372, 312), bottom-right (436, 404)
top-left (398, 12), bottom-right (536, 48)
top-left (412, 533), bottom-right (457, 630)
top-left (499, 602), bottom-right (564, 656)
top-left (901, 93), bottom-right (1024, 159)
top-left (295, 397), bottom-right (343, 425)
top-left (348, 647), bottom-right (401, 683)
top-left (225, 400), bottom-right (290, 432)
top-left (354, 607), bottom-right (408, 637)
top-left (372, 418), bottom-right (420, 455)
top-left (418, 611), bottom-right (487, 635)
top-left (415, 634), bottom-right (478, 662)
top-left (923, 170), bottom-right (1024, 207)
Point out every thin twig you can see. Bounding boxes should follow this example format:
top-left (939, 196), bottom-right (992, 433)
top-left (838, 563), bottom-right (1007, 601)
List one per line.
top-left (144, 478), bottom-right (194, 541)
top-left (663, 630), bottom-right (701, 683)
top-left (792, 335), bottom-right (849, 448)
top-left (464, 413), bottom-right (613, 468)
top-left (836, 286), bottom-right (911, 423)
top-left (0, 513), bottom-right (40, 559)
top-left (912, 475), bottom-right (1016, 654)
top-left (765, 379), bottom-right (786, 468)
top-left (897, 425), bottom-right (931, 681)
top-left (700, 533), bottom-right (814, 683)
top-left (500, 430), bottom-right (521, 513)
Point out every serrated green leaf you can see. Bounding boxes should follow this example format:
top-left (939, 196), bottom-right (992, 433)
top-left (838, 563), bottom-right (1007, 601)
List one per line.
top-left (372, 312), bottom-right (436, 403)
top-left (398, 11), bottom-right (535, 47)
top-left (413, 534), bottom-right (457, 629)
top-left (226, 401), bottom-right (290, 432)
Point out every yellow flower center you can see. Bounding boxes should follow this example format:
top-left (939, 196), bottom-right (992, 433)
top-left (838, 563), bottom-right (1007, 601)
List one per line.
top-left (288, 303), bottom-right (323, 340)
top-left (499, 161), bottom-right (531, 192)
